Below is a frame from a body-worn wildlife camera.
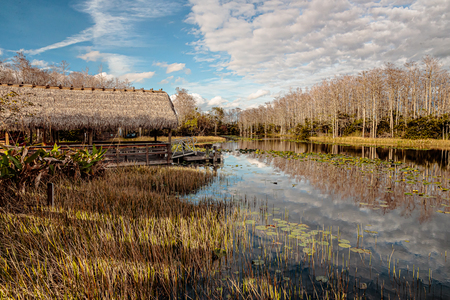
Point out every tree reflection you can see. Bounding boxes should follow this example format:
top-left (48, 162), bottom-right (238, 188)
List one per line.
top-left (247, 151), bottom-right (450, 223)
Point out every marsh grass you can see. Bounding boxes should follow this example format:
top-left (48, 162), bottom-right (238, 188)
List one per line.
top-left (2, 151), bottom-right (447, 299)
top-left (0, 166), bottom-right (235, 299)
top-left (310, 136), bottom-right (450, 150)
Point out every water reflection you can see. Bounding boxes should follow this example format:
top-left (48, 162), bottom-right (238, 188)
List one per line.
top-left (191, 142), bottom-right (450, 298)
top-left (225, 139), bottom-right (450, 170)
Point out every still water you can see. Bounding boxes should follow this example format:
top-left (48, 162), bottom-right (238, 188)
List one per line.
top-left (190, 140), bottom-right (450, 299)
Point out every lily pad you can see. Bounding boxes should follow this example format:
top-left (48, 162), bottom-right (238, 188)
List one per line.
top-left (316, 276), bottom-right (328, 283)
top-left (252, 260), bottom-right (264, 266)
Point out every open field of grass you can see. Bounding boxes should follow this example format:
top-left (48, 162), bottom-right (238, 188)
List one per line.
top-left (0, 166), bottom-right (234, 299)
top-left (310, 136), bottom-right (450, 150)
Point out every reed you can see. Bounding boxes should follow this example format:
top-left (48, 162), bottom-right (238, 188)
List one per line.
top-left (0, 166), bottom-right (234, 299)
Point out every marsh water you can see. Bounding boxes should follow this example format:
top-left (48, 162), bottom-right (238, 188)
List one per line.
top-left (189, 140), bottom-right (450, 299)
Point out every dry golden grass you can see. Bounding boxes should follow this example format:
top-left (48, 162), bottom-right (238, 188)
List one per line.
top-left (0, 166), bottom-right (234, 299)
top-left (310, 136), bottom-right (450, 150)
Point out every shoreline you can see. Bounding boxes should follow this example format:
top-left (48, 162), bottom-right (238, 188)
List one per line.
top-left (226, 135), bottom-right (450, 151)
top-left (309, 136), bottom-right (450, 151)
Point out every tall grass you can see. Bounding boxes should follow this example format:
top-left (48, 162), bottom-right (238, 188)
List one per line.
top-left (0, 166), bottom-right (234, 299)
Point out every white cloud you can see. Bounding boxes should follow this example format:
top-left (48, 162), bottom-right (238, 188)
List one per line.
top-left (154, 62), bottom-right (187, 74)
top-left (78, 50), bottom-right (103, 62)
top-left (24, 0), bottom-right (180, 55)
top-left (94, 71), bottom-right (115, 80)
top-left (167, 63), bottom-right (185, 74)
top-left (247, 89), bottom-right (270, 100)
top-left (158, 75), bottom-right (174, 84)
top-left (191, 93), bottom-right (207, 105)
top-left (77, 50), bottom-right (155, 82)
top-left (187, 0), bottom-right (450, 89)
top-left (208, 96), bottom-right (227, 106)
top-left (31, 59), bottom-right (49, 68)
top-left (77, 50), bottom-right (134, 75)
top-left (175, 77), bottom-right (187, 84)
top-left (120, 71), bottom-right (155, 82)
top-left (0, 48), bottom-right (3, 56)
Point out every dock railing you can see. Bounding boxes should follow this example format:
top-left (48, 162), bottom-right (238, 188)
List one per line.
top-left (171, 137), bottom-right (198, 159)
top-left (5, 142), bottom-right (172, 166)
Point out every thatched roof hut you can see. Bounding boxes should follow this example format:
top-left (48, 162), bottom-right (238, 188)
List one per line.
top-left (0, 83), bottom-right (178, 131)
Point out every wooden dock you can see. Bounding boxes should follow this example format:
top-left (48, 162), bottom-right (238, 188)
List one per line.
top-left (19, 139), bottom-right (222, 167)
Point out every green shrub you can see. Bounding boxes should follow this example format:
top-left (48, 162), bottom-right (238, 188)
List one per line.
top-left (0, 144), bottom-right (107, 198)
top-left (404, 116), bottom-right (449, 139)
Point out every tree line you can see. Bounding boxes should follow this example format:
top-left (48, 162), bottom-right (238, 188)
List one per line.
top-left (0, 52), bottom-right (132, 89)
top-left (238, 56), bottom-right (450, 140)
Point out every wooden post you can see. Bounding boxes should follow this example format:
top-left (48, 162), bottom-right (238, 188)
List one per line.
top-left (43, 128), bottom-right (47, 145)
top-left (116, 145), bottom-right (120, 165)
top-left (167, 129), bottom-right (172, 165)
top-left (29, 126), bottom-right (33, 145)
top-left (146, 145), bottom-right (149, 165)
top-left (47, 183), bottom-right (54, 207)
top-left (88, 129), bottom-right (93, 145)
top-left (49, 127), bottom-right (53, 144)
top-left (213, 145), bottom-right (217, 164)
top-left (5, 132), bottom-right (9, 145)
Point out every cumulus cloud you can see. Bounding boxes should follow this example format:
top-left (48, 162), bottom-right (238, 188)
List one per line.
top-left (78, 50), bottom-right (103, 62)
top-left (154, 62), bottom-right (187, 74)
top-left (94, 71), bottom-right (115, 80)
top-left (187, 0), bottom-right (450, 88)
top-left (121, 71), bottom-right (155, 82)
top-left (77, 50), bottom-right (135, 75)
top-left (247, 89), bottom-right (270, 100)
top-left (191, 93), bottom-right (207, 105)
top-left (0, 48), bottom-right (3, 56)
top-left (77, 50), bottom-right (155, 82)
top-left (158, 75), bottom-right (174, 84)
top-left (208, 96), bottom-right (227, 106)
top-left (31, 59), bottom-right (49, 68)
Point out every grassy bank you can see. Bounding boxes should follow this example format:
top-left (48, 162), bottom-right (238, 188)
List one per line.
top-left (308, 136), bottom-right (450, 150)
top-left (0, 166), bottom-right (234, 299)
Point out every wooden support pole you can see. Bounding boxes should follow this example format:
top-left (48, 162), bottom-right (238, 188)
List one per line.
top-left (146, 145), bottom-right (149, 165)
top-left (47, 182), bottom-right (54, 207)
top-left (213, 145), bottom-right (217, 164)
top-left (88, 129), bottom-right (94, 145)
top-left (49, 127), bottom-right (53, 144)
top-left (29, 126), bottom-right (33, 145)
top-left (116, 146), bottom-right (120, 165)
top-left (43, 128), bottom-right (47, 145)
top-left (167, 129), bottom-right (172, 165)
top-left (5, 132), bottom-right (9, 145)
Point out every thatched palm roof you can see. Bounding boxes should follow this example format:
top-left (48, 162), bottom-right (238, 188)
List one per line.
top-left (0, 83), bottom-right (178, 131)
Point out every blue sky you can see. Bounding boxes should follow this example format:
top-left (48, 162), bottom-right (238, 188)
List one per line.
top-left (1, 0), bottom-right (449, 110)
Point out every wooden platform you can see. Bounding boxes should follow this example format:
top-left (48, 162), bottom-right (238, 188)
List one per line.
top-left (173, 151), bottom-right (222, 163)
top-left (106, 159), bottom-right (173, 168)
top-left (4, 140), bottom-right (223, 167)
